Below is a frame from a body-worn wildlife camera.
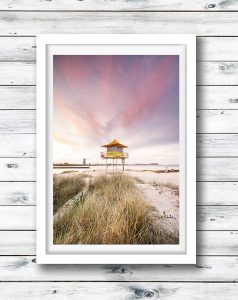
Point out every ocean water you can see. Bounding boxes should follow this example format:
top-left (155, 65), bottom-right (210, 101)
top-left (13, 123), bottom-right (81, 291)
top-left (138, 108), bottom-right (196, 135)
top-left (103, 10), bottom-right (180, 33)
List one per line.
top-left (53, 164), bottom-right (179, 175)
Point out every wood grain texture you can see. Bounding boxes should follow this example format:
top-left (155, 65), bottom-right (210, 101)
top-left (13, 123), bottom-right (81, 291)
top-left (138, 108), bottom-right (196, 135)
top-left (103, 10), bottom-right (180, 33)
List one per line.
top-left (197, 231), bottom-right (238, 255)
top-left (0, 282), bottom-right (237, 300)
top-left (0, 182), bottom-right (35, 205)
top-left (197, 134), bottom-right (238, 157)
top-left (197, 182), bottom-right (238, 205)
top-left (1, 181), bottom-right (237, 206)
top-left (0, 134), bottom-right (35, 157)
top-left (0, 86), bottom-right (35, 109)
top-left (197, 110), bottom-right (238, 134)
top-left (0, 110), bottom-right (35, 133)
top-left (0, 62), bottom-right (35, 85)
top-left (197, 157), bottom-right (238, 181)
top-left (0, 230), bottom-right (237, 256)
top-left (1, 85), bottom-right (238, 110)
top-left (197, 86), bottom-right (238, 109)
top-left (1, 12), bottom-right (238, 36)
top-left (198, 62), bottom-right (238, 85)
top-left (1, 0), bottom-right (238, 11)
top-left (0, 37), bottom-right (35, 62)
top-left (197, 37), bottom-right (238, 61)
top-left (0, 206), bottom-right (236, 230)
top-left (0, 158), bottom-right (35, 181)
top-left (0, 256), bottom-right (237, 281)
top-left (3, 37), bottom-right (238, 62)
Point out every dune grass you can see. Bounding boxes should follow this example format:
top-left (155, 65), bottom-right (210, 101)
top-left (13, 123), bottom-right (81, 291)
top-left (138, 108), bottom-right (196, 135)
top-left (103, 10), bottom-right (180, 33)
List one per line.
top-left (152, 181), bottom-right (179, 191)
top-left (132, 176), bottom-right (145, 184)
top-left (53, 174), bottom-right (86, 214)
top-left (54, 174), bottom-right (178, 245)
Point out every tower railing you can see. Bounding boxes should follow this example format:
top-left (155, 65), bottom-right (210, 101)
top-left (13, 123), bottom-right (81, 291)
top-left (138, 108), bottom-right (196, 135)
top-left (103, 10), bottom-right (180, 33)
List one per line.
top-left (100, 152), bottom-right (129, 158)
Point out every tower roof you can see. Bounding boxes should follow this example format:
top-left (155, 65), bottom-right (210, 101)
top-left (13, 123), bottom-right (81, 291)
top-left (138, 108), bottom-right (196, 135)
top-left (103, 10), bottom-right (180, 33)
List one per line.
top-left (101, 139), bottom-right (128, 148)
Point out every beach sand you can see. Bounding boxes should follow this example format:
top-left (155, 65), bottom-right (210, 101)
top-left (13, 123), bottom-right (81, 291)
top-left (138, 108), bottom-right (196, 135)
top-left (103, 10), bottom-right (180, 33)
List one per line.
top-left (56, 167), bottom-right (179, 185)
top-left (136, 183), bottom-right (179, 227)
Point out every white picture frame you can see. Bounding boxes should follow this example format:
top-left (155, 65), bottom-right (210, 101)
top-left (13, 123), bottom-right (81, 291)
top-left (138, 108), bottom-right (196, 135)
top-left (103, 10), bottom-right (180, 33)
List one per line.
top-left (37, 34), bottom-right (196, 264)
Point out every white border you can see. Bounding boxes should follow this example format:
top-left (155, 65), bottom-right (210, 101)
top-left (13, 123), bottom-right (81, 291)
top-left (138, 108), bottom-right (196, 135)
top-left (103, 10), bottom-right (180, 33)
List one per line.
top-left (37, 34), bottom-right (196, 264)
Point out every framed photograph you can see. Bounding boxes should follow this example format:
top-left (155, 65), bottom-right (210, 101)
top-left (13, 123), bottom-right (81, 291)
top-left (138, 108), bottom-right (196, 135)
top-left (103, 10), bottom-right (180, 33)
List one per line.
top-left (37, 34), bottom-right (196, 264)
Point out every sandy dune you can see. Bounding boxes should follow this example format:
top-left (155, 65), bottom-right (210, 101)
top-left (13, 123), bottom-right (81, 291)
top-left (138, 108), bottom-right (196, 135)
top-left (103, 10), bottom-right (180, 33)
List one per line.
top-left (136, 183), bottom-right (179, 228)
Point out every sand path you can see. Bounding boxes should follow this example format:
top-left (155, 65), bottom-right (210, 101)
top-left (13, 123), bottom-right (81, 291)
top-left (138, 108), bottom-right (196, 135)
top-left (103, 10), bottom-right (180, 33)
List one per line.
top-left (135, 183), bottom-right (179, 227)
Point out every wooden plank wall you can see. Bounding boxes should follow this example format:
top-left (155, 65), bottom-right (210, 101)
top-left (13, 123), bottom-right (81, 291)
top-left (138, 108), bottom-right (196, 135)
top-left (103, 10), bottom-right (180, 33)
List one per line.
top-left (0, 0), bottom-right (238, 299)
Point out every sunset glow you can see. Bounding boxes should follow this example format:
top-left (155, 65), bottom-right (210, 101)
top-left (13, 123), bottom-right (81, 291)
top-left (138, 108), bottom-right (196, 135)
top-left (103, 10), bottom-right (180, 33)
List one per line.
top-left (53, 55), bottom-right (179, 164)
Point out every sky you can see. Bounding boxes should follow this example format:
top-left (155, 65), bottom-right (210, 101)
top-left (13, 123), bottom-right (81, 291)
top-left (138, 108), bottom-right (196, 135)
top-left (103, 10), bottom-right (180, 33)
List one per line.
top-left (53, 55), bottom-right (179, 165)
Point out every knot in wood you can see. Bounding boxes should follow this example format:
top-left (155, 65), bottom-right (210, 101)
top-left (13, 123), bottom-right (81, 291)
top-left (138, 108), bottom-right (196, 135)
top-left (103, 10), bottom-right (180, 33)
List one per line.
top-left (143, 290), bottom-right (155, 298)
top-left (14, 192), bottom-right (28, 204)
top-left (6, 163), bottom-right (18, 168)
top-left (112, 266), bottom-right (128, 274)
top-left (206, 3), bottom-right (216, 8)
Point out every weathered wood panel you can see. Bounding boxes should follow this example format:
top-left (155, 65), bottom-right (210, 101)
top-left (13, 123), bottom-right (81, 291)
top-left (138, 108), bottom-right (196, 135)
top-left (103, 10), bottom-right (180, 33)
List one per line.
top-left (0, 37), bottom-right (35, 62)
top-left (198, 62), bottom-right (238, 85)
top-left (197, 157), bottom-right (238, 181)
top-left (0, 110), bottom-right (35, 133)
top-left (1, 110), bottom-right (238, 134)
top-left (197, 134), bottom-right (238, 157)
top-left (198, 206), bottom-right (238, 230)
top-left (0, 158), bottom-right (35, 181)
top-left (0, 182), bottom-right (35, 205)
top-left (0, 256), bottom-right (237, 281)
top-left (1, 12), bottom-right (238, 36)
top-left (0, 86), bottom-right (35, 109)
top-left (197, 37), bottom-right (238, 61)
top-left (0, 231), bottom-right (35, 256)
top-left (0, 62), bottom-right (35, 85)
top-left (0, 206), bottom-right (236, 230)
top-left (1, 181), bottom-right (237, 206)
top-left (197, 231), bottom-right (238, 255)
top-left (0, 134), bottom-right (35, 157)
top-left (197, 110), bottom-right (238, 134)
top-left (1, 85), bottom-right (238, 110)
top-left (0, 207), bottom-right (35, 230)
top-left (0, 230), bottom-right (237, 256)
top-left (3, 37), bottom-right (238, 62)
top-left (0, 282), bottom-right (237, 299)
top-left (197, 182), bottom-right (238, 205)
top-left (2, 0), bottom-right (238, 11)
top-left (1, 134), bottom-right (238, 158)
top-left (197, 86), bottom-right (238, 110)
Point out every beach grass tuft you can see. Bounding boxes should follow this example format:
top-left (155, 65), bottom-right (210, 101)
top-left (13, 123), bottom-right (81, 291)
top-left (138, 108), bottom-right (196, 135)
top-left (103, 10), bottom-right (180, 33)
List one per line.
top-left (54, 174), bottom-right (178, 245)
top-left (152, 181), bottom-right (179, 191)
top-left (132, 176), bottom-right (145, 184)
top-left (53, 174), bottom-right (86, 213)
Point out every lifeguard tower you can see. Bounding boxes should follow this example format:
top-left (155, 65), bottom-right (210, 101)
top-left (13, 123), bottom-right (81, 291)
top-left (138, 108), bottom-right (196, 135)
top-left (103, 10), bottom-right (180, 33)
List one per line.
top-left (100, 139), bottom-right (129, 172)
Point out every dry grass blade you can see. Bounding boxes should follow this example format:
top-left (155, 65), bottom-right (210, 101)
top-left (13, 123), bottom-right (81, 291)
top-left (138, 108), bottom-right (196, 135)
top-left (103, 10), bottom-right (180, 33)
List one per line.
top-left (53, 174), bottom-right (86, 213)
